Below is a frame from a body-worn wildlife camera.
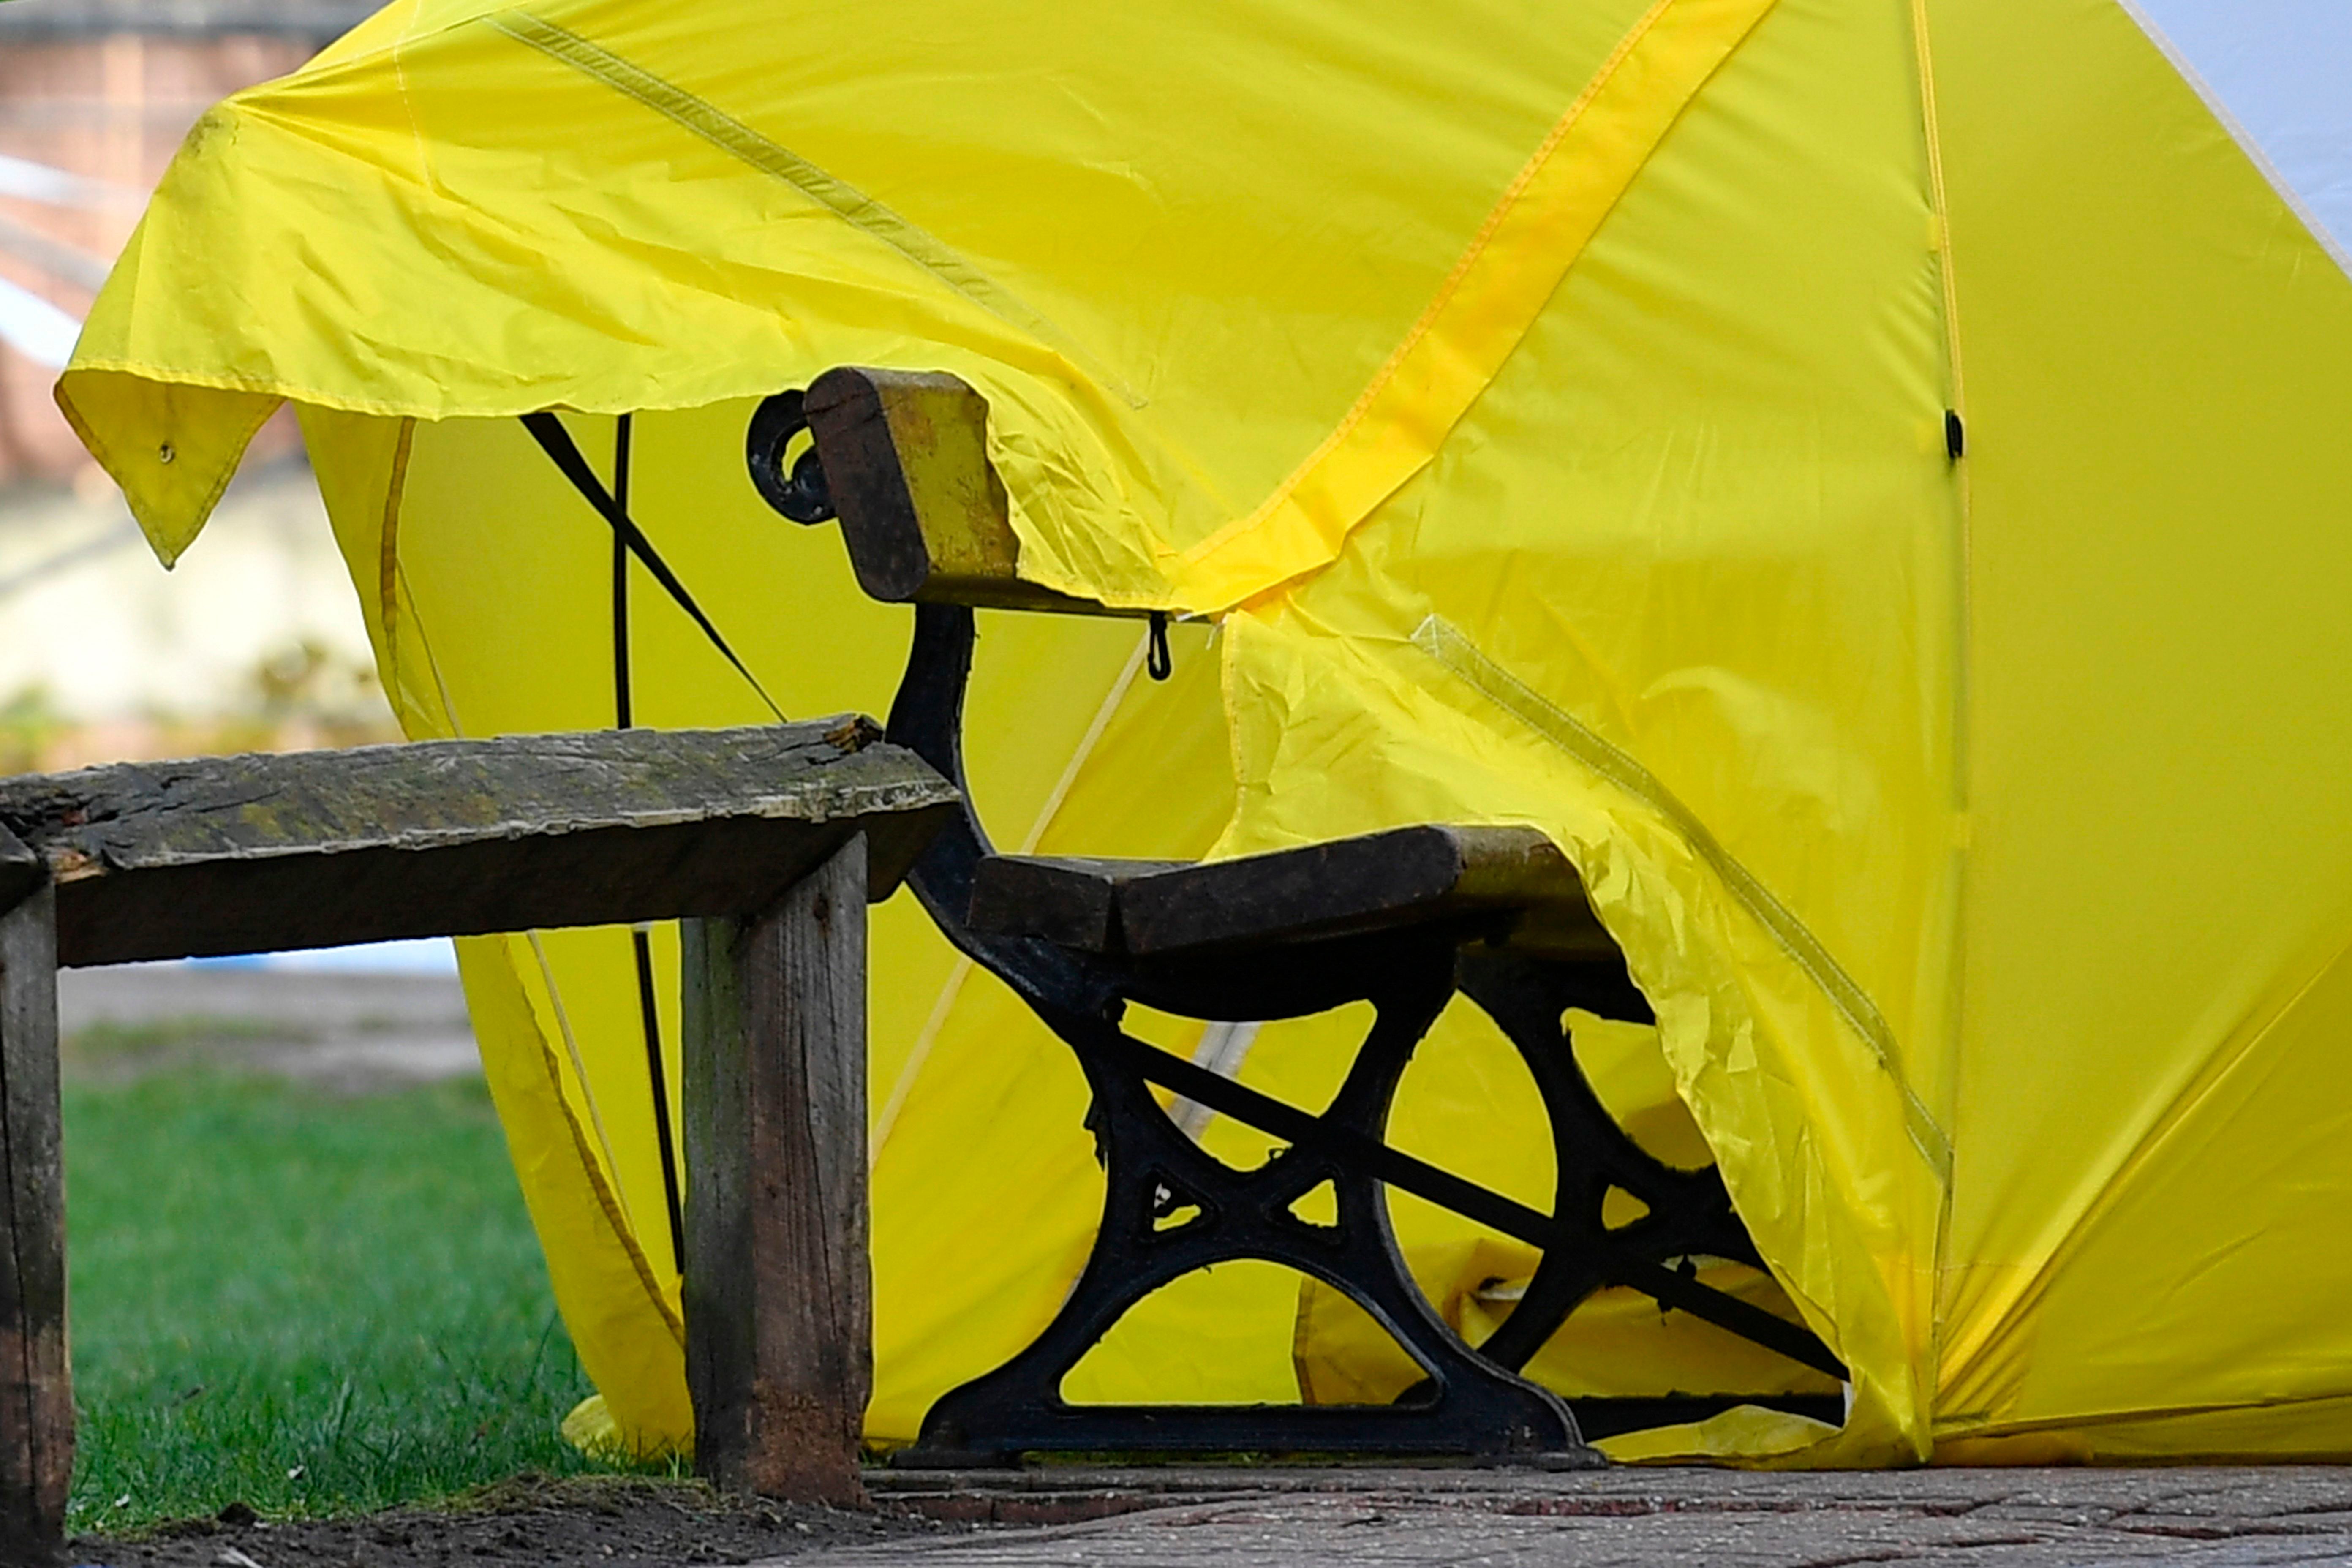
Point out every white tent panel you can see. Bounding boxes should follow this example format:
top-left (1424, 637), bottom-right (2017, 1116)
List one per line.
top-left (2126, 0), bottom-right (2352, 272)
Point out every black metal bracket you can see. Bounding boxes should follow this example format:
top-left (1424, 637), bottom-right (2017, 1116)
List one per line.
top-left (746, 389), bottom-right (837, 524)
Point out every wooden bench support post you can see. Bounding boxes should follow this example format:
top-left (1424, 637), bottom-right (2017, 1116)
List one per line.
top-left (0, 886), bottom-right (65, 1567)
top-left (683, 833), bottom-right (871, 1507)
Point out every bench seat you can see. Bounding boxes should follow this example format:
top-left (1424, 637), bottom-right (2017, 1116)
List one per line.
top-left (968, 825), bottom-right (1615, 960)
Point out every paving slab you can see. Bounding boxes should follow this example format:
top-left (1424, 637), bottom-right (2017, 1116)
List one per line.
top-left (822, 1466), bottom-right (2352, 1566)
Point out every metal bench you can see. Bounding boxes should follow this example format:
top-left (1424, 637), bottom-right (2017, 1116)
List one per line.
top-left (0, 719), bottom-right (954, 1561)
top-left (754, 368), bottom-right (1846, 1467)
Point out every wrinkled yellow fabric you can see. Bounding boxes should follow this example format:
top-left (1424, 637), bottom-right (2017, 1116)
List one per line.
top-left (1212, 0), bottom-right (1957, 1460)
top-left (53, 0), bottom-right (2352, 1466)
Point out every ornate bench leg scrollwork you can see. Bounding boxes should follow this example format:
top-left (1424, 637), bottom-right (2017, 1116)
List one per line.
top-left (913, 956), bottom-right (1591, 1466)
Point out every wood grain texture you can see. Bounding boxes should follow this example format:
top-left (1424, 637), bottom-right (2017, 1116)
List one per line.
top-left (683, 835), bottom-right (871, 1507)
top-left (804, 368), bottom-right (1142, 618)
top-left (964, 855), bottom-right (1188, 950)
top-left (0, 834), bottom-right (36, 926)
top-left (0, 719), bottom-right (954, 966)
top-left (0, 888), bottom-right (65, 1567)
top-left (971, 826), bottom-right (1613, 959)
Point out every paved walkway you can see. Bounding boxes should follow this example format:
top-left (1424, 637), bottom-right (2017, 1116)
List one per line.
top-left (58, 962), bottom-right (477, 1090)
top-left (827, 1467), bottom-right (2352, 1566)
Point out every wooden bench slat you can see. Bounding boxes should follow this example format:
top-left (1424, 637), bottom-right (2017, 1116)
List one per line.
top-left (0, 718), bottom-right (957, 967)
top-left (965, 855), bottom-right (1192, 951)
top-left (970, 826), bottom-right (1614, 959)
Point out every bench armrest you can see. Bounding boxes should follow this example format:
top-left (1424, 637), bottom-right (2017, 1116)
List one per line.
top-left (802, 367), bottom-right (1147, 618)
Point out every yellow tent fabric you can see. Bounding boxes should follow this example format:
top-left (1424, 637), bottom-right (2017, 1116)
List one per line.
top-left (54, 0), bottom-right (2352, 1463)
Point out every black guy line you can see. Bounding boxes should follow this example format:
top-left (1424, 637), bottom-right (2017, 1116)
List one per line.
top-left (603, 413), bottom-right (688, 1280)
top-left (520, 410), bottom-right (784, 721)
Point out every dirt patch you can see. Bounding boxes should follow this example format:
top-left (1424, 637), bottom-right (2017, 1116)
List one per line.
top-left (74, 1474), bottom-right (975, 1568)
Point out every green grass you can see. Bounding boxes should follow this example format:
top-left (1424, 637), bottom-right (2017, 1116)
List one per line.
top-left (66, 1071), bottom-right (603, 1532)
top-left (68, 1018), bottom-right (311, 1055)
top-left (63, 1018), bottom-right (314, 1077)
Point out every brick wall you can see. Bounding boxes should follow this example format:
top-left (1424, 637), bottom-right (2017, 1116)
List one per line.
top-left (0, 33), bottom-right (317, 485)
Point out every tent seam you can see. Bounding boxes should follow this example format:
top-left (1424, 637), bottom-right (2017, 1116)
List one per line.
top-left (1411, 613), bottom-right (1953, 1183)
top-left (1175, 0), bottom-right (1680, 573)
top-left (1908, 0), bottom-right (1972, 1438)
top-left (482, 9), bottom-right (1141, 409)
top-left (1174, 0), bottom-right (1778, 610)
top-left (525, 929), bottom-right (636, 1236)
top-left (377, 418), bottom-right (414, 683)
top-left (869, 628), bottom-right (1152, 1167)
top-left (394, 573), bottom-right (685, 1348)
top-left (502, 933), bottom-right (689, 1350)
top-left (521, 928), bottom-right (685, 1345)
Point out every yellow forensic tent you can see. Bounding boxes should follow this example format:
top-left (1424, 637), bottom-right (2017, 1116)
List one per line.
top-left (54, 0), bottom-right (2352, 1464)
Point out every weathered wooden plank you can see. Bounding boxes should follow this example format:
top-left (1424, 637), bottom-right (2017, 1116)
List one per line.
top-left (964, 855), bottom-right (1188, 950)
top-left (970, 826), bottom-right (1614, 959)
top-left (0, 883), bottom-right (66, 1568)
top-left (1124, 827), bottom-right (1610, 957)
top-left (682, 835), bottom-right (871, 1507)
top-left (803, 368), bottom-right (1143, 618)
top-left (0, 837), bottom-right (35, 927)
top-left (0, 718), bottom-right (955, 967)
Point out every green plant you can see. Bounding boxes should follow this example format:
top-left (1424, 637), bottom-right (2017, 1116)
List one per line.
top-left (0, 684), bottom-right (65, 775)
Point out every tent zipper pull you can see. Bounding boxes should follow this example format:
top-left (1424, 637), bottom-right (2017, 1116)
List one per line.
top-left (1147, 612), bottom-right (1173, 681)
